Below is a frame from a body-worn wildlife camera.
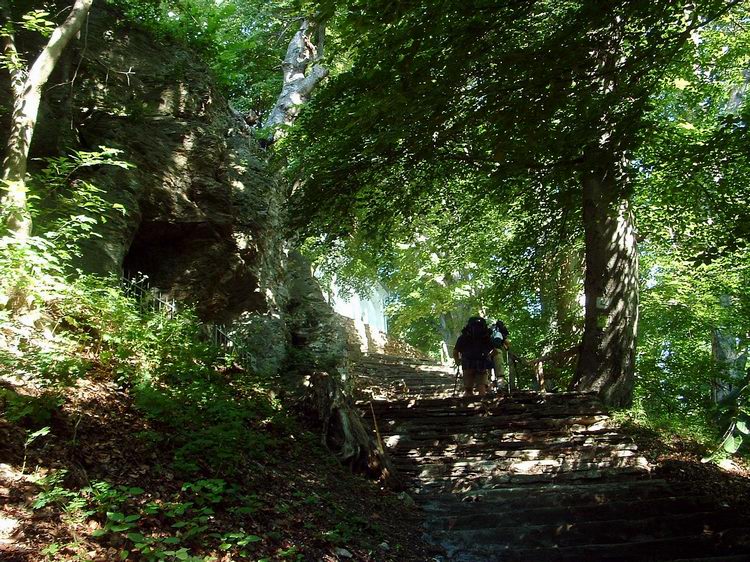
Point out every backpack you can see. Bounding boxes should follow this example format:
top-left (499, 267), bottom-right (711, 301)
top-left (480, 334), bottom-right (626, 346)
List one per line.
top-left (463, 316), bottom-right (491, 340)
top-left (491, 320), bottom-right (509, 347)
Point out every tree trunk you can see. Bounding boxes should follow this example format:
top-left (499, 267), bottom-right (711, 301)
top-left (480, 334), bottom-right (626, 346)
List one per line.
top-left (555, 247), bottom-right (583, 343)
top-left (263, 19), bottom-right (328, 140)
top-left (572, 150), bottom-right (639, 407)
top-left (538, 242), bottom-right (583, 389)
top-left (711, 295), bottom-right (748, 404)
top-left (439, 304), bottom-right (470, 362)
top-left (1, 0), bottom-right (93, 240)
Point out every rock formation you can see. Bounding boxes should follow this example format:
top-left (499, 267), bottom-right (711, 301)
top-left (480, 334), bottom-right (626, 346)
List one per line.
top-left (0, 4), bottom-right (385, 475)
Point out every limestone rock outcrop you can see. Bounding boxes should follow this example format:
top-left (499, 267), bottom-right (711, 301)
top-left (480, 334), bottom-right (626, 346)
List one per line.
top-left (2, 6), bottom-right (293, 373)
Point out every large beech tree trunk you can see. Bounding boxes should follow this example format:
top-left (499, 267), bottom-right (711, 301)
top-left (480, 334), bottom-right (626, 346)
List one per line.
top-left (1, 0), bottom-right (94, 240)
top-left (572, 149), bottom-right (639, 407)
top-left (263, 19), bottom-right (328, 140)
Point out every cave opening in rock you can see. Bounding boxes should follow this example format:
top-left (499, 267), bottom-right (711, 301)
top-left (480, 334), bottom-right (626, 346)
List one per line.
top-left (123, 220), bottom-right (263, 322)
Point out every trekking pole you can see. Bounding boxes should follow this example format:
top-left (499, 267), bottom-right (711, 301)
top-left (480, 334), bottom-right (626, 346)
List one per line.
top-left (452, 364), bottom-right (461, 397)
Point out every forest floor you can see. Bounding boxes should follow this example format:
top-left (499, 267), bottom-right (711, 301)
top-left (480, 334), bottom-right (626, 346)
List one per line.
top-left (0, 371), bottom-right (436, 562)
top-left (624, 422), bottom-right (750, 519)
top-left (3, 353), bottom-right (750, 562)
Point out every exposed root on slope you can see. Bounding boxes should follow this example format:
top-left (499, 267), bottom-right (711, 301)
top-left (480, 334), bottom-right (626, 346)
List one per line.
top-left (301, 370), bottom-right (401, 489)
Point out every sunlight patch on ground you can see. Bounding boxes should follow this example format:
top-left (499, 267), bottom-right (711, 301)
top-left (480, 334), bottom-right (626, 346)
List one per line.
top-left (0, 515), bottom-right (20, 544)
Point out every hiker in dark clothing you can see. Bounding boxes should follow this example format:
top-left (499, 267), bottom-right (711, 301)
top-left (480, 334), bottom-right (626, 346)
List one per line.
top-left (453, 317), bottom-right (496, 397)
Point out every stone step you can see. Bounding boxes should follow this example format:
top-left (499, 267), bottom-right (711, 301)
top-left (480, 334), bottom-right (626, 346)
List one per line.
top-left (434, 510), bottom-right (745, 550)
top-left (367, 392), bottom-right (602, 409)
top-left (472, 532), bottom-right (750, 561)
top-left (427, 495), bottom-right (722, 530)
top-left (402, 456), bottom-right (649, 482)
top-left (389, 435), bottom-right (638, 458)
top-left (371, 405), bottom-right (609, 422)
top-left (673, 550), bottom-right (750, 562)
top-left (392, 451), bottom-right (642, 471)
top-left (378, 414), bottom-right (613, 433)
top-left (355, 353), bottom-right (438, 365)
top-left (411, 465), bottom-right (651, 494)
top-left (383, 431), bottom-right (634, 453)
top-left (389, 443), bottom-right (639, 462)
top-left (379, 427), bottom-right (621, 448)
top-left (418, 479), bottom-right (700, 512)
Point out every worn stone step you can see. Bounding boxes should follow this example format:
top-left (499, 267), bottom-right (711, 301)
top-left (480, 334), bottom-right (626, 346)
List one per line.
top-left (389, 435), bottom-right (637, 459)
top-left (368, 392), bottom-right (603, 409)
top-left (377, 415), bottom-right (614, 437)
top-left (392, 443), bottom-right (639, 464)
top-left (402, 457), bottom-right (649, 484)
top-left (479, 531), bottom-right (750, 561)
top-left (382, 432), bottom-right (625, 451)
top-left (673, 549), bottom-right (750, 562)
top-left (427, 495), bottom-right (722, 530)
top-left (412, 466), bottom-right (652, 494)
top-left (418, 479), bottom-right (699, 512)
top-left (396, 450), bottom-right (646, 476)
top-left (377, 412), bottom-right (610, 424)
top-left (435, 510), bottom-right (746, 551)
top-left (383, 431), bottom-right (634, 454)
top-left (370, 394), bottom-right (605, 407)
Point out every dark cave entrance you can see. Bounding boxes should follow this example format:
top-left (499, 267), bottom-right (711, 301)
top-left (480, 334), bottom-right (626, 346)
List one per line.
top-left (123, 220), bottom-right (263, 322)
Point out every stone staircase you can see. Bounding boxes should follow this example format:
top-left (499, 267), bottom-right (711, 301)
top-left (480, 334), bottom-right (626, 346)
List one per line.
top-left (353, 354), bottom-right (750, 561)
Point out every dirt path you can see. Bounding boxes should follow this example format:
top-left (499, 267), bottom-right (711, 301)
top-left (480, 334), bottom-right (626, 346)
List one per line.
top-left (353, 354), bottom-right (750, 561)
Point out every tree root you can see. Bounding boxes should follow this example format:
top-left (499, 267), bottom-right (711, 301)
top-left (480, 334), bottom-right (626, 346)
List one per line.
top-left (302, 370), bottom-right (401, 489)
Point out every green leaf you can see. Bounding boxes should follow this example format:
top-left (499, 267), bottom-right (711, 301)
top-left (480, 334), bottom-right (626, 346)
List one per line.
top-left (736, 420), bottom-right (749, 435)
top-left (163, 537), bottom-right (181, 544)
top-left (723, 434), bottom-right (743, 454)
top-left (239, 535), bottom-right (262, 545)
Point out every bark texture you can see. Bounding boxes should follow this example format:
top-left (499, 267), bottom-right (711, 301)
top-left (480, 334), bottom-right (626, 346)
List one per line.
top-left (263, 19), bottom-right (328, 139)
top-left (572, 150), bottom-right (639, 407)
top-left (439, 307), bottom-right (469, 364)
top-left (1, 0), bottom-right (93, 240)
top-left (711, 295), bottom-right (748, 404)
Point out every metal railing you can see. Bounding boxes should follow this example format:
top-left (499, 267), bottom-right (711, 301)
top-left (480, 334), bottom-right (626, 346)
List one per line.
top-left (121, 271), bottom-right (254, 371)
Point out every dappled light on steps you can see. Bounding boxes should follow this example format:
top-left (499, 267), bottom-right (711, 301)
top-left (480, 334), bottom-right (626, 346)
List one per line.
top-left (353, 354), bottom-right (750, 561)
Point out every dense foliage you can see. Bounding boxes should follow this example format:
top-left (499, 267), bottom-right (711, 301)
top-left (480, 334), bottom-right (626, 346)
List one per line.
top-left (2, 9), bottom-right (750, 557)
top-left (284, 0), bottom-right (750, 439)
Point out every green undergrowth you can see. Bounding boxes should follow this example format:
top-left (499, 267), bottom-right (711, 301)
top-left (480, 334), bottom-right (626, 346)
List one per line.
top-left (0, 273), bottom-right (425, 561)
top-left (2, 273), bottom-right (284, 475)
top-left (611, 395), bottom-right (750, 466)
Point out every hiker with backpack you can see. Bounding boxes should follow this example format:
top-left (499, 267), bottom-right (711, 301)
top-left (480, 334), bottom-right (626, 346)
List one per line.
top-left (452, 316), bottom-right (496, 397)
top-left (491, 319), bottom-right (512, 392)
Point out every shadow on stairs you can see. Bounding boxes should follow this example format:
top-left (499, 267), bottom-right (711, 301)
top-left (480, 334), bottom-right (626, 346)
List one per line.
top-left (352, 353), bottom-right (750, 562)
